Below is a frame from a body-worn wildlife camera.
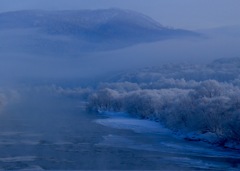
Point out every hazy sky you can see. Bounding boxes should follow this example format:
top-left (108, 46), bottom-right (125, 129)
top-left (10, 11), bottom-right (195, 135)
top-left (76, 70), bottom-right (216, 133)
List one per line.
top-left (0, 0), bottom-right (239, 29)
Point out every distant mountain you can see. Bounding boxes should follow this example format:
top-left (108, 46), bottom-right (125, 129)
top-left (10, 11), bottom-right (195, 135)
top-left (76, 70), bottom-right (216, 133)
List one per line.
top-left (0, 9), bottom-right (199, 55)
top-left (197, 25), bottom-right (240, 38)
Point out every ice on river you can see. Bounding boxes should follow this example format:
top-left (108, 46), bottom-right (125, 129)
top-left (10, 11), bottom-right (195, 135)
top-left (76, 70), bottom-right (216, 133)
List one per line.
top-left (95, 111), bottom-right (171, 134)
top-left (95, 111), bottom-right (240, 170)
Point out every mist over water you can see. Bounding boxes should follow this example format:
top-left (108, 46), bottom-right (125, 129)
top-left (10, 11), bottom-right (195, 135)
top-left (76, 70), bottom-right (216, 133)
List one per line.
top-left (0, 91), bottom-right (239, 170)
top-left (0, 1), bottom-right (240, 170)
top-left (0, 8), bottom-right (239, 86)
top-left (1, 30), bottom-right (240, 85)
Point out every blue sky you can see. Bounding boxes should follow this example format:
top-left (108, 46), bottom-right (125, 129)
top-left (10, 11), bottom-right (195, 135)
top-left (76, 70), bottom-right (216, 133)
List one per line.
top-left (0, 0), bottom-right (240, 29)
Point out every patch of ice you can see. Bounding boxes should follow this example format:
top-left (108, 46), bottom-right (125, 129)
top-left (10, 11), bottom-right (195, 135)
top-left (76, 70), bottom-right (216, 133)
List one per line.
top-left (96, 111), bottom-right (240, 163)
top-left (0, 132), bottom-right (24, 136)
top-left (19, 165), bottom-right (44, 170)
top-left (0, 140), bottom-right (41, 145)
top-left (20, 140), bottom-right (39, 145)
top-left (97, 135), bottom-right (240, 170)
top-left (0, 156), bottom-right (36, 162)
top-left (95, 112), bottom-right (170, 134)
top-left (23, 133), bottom-right (42, 137)
top-left (159, 142), bottom-right (240, 158)
top-left (162, 156), bottom-right (236, 170)
top-left (96, 134), bottom-right (158, 152)
top-left (0, 140), bottom-right (16, 145)
top-left (53, 141), bottom-right (73, 145)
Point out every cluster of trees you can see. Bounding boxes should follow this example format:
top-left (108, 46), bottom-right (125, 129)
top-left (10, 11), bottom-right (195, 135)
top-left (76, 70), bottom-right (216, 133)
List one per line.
top-left (87, 58), bottom-right (240, 146)
top-left (114, 57), bottom-right (240, 84)
top-left (45, 58), bottom-right (240, 146)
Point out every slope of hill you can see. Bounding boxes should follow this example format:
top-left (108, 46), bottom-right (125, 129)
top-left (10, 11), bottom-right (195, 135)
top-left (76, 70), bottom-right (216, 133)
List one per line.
top-left (0, 9), bottom-right (199, 55)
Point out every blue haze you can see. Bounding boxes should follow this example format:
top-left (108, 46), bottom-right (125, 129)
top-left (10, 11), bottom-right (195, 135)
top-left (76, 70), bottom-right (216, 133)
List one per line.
top-left (0, 0), bottom-right (240, 29)
top-left (0, 1), bottom-right (239, 84)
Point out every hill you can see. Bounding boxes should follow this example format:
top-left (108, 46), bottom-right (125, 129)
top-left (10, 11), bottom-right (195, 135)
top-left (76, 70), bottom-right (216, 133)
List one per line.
top-left (0, 9), bottom-right (199, 55)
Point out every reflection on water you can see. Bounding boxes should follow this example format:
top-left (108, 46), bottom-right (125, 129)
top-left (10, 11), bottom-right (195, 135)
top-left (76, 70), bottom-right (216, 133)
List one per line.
top-left (0, 94), bottom-right (239, 170)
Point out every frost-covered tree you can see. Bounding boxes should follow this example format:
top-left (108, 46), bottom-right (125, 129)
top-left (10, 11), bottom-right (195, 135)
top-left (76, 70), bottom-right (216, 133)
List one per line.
top-left (86, 57), bottom-right (240, 146)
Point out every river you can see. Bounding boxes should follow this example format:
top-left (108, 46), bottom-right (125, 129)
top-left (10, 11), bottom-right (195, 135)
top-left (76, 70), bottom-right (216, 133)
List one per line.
top-left (0, 92), bottom-right (239, 170)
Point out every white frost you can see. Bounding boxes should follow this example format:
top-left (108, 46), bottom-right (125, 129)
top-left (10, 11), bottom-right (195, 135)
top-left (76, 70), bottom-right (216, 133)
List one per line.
top-left (95, 111), bottom-right (170, 134)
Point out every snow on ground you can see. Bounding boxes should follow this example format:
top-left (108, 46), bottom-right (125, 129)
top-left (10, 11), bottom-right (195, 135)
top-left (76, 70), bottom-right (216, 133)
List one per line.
top-left (95, 111), bottom-right (171, 134)
top-left (95, 111), bottom-right (240, 159)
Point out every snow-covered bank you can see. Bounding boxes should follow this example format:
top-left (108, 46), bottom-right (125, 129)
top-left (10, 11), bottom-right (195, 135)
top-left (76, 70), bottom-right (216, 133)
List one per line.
top-left (87, 58), bottom-right (240, 150)
top-left (95, 111), bottom-right (170, 134)
top-left (95, 111), bottom-right (240, 153)
top-left (40, 58), bottom-right (240, 150)
top-left (88, 82), bottom-right (240, 150)
top-left (95, 111), bottom-right (240, 171)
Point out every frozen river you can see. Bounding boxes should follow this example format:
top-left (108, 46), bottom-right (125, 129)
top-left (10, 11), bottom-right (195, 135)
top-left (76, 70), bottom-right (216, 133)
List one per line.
top-left (0, 93), bottom-right (239, 170)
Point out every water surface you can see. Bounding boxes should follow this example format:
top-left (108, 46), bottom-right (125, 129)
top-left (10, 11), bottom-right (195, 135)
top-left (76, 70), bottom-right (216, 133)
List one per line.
top-left (0, 93), bottom-right (239, 170)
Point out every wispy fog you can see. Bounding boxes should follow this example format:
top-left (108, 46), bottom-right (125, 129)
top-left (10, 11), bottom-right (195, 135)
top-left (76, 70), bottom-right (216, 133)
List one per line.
top-left (0, 25), bottom-right (239, 85)
top-left (0, 2), bottom-right (240, 170)
top-left (0, 2), bottom-right (239, 86)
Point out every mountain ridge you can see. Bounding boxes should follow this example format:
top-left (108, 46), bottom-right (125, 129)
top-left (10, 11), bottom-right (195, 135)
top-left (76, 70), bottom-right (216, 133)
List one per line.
top-left (0, 8), bottom-right (163, 29)
top-left (0, 9), bottom-right (200, 54)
